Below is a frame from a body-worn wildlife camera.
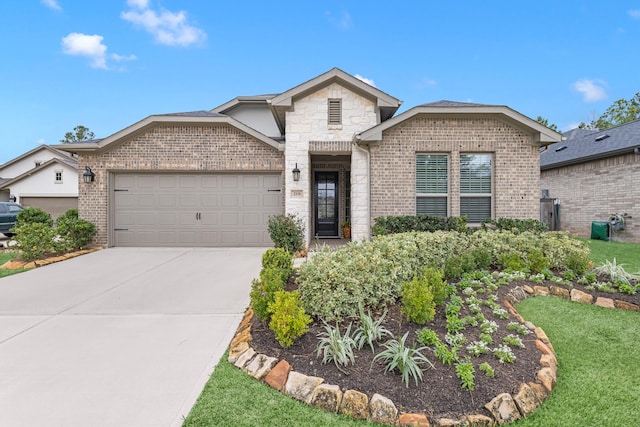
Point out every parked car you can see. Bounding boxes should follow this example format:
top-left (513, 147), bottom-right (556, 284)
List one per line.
top-left (0, 202), bottom-right (23, 237)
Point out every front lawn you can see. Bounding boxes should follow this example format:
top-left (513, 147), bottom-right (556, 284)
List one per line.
top-left (514, 296), bottom-right (640, 426)
top-left (584, 238), bottom-right (640, 273)
top-left (0, 251), bottom-right (26, 278)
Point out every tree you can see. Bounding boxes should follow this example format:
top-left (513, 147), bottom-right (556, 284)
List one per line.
top-left (593, 93), bottom-right (640, 130)
top-left (60, 125), bottom-right (95, 143)
top-left (535, 116), bottom-right (559, 131)
top-left (578, 93), bottom-right (640, 131)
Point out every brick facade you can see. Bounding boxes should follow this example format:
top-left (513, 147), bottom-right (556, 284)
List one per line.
top-left (370, 116), bottom-right (540, 223)
top-left (79, 123), bottom-right (284, 245)
top-left (541, 152), bottom-right (640, 242)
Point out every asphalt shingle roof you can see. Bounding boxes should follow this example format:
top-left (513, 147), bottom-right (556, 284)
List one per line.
top-left (541, 119), bottom-right (640, 169)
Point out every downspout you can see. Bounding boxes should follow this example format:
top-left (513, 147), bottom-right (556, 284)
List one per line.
top-left (353, 135), bottom-right (371, 240)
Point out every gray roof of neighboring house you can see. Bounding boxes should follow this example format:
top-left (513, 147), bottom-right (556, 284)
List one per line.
top-left (562, 127), bottom-right (597, 140)
top-left (540, 119), bottom-right (640, 170)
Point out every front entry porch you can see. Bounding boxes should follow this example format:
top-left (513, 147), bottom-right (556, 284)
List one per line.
top-left (311, 155), bottom-right (350, 240)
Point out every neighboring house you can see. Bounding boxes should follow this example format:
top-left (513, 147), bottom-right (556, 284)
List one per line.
top-left (0, 145), bottom-right (79, 219)
top-left (53, 68), bottom-right (560, 247)
top-left (541, 119), bottom-right (640, 242)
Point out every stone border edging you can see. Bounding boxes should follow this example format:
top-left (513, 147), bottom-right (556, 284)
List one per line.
top-left (228, 285), bottom-right (638, 426)
top-left (0, 247), bottom-right (102, 270)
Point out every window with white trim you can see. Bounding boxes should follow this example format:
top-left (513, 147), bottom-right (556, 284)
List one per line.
top-left (328, 98), bottom-right (342, 125)
top-left (55, 170), bottom-right (63, 183)
top-left (416, 154), bottom-right (448, 217)
top-left (460, 154), bottom-right (492, 222)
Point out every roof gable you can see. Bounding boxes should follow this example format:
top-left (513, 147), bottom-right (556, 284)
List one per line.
top-left (52, 112), bottom-right (283, 154)
top-left (541, 119), bottom-right (640, 169)
top-left (268, 68), bottom-right (402, 132)
top-left (0, 157), bottom-right (78, 189)
top-left (356, 101), bottom-right (562, 145)
top-left (0, 145), bottom-right (73, 177)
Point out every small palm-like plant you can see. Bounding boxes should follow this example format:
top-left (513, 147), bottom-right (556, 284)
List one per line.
top-left (353, 306), bottom-right (393, 352)
top-left (373, 332), bottom-right (435, 387)
top-left (594, 258), bottom-right (639, 284)
top-left (316, 322), bottom-right (357, 373)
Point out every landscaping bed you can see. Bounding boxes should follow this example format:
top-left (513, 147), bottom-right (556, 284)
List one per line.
top-left (251, 279), bottom-right (540, 420)
top-left (241, 229), bottom-right (639, 424)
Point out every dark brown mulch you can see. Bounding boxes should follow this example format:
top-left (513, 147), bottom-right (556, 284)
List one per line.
top-left (250, 275), bottom-right (639, 422)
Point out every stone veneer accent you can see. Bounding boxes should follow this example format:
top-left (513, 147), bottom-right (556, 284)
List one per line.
top-left (369, 117), bottom-right (541, 223)
top-left (78, 123), bottom-right (284, 246)
top-left (540, 152), bottom-right (640, 242)
top-left (284, 83), bottom-right (379, 245)
top-left (224, 282), bottom-right (640, 425)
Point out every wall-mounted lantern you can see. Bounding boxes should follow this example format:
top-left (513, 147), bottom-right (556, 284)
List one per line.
top-left (292, 163), bottom-right (300, 182)
top-left (83, 166), bottom-right (95, 183)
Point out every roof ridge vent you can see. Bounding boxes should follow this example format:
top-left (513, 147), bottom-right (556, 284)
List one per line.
top-left (595, 134), bottom-right (610, 141)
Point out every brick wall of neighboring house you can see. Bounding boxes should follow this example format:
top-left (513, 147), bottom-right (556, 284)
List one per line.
top-left (369, 116), bottom-right (540, 223)
top-left (79, 123), bottom-right (284, 246)
top-left (285, 83), bottom-right (379, 243)
top-left (540, 152), bottom-right (640, 242)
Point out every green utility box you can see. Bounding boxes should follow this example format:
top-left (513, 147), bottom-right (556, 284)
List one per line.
top-left (591, 221), bottom-right (610, 241)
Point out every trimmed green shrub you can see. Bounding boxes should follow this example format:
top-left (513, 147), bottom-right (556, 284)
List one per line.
top-left (261, 247), bottom-right (293, 283)
top-left (250, 267), bottom-right (286, 321)
top-left (15, 207), bottom-right (52, 227)
top-left (372, 214), bottom-right (467, 236)
top-left (268, 290), bottom-right (312, 348)
top-left (13, 222), bottom-right (58, 261)
top-left (298, 229), bottom-right (590, 322)
top-left (482, 217), bottom-right (548, 233)
top-left (401, 275), bottom-right (436, 324)
top-left (267, 214), bottom-right (305, 254)
top-left (56, 209), bottom-right (96, 250)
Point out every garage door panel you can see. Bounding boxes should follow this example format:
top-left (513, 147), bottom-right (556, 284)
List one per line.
top-left (20, 197), bottom-right (78, 221)
top-left (113, 173), bottom-right (282, 247)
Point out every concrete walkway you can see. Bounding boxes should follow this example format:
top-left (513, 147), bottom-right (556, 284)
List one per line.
top-left (0, 247), bottom-right (264, 427)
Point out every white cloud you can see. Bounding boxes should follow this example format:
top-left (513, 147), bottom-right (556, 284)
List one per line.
top-left (325, 10), bottom-right (352, 30)
top-left (572, 78), bottom-right (608, 103)
top-left (355, 74), bottom-right (375, 87)
top-left (41, 0), bottom-right (61, 11)
top-left (121, 1), bottom-right (206, 47)
top-left (629, 9), bottom-right (640, 19)
top-left (62, 33), bottom-right (108, 69)
top-left (62, 33), bottom-right (136, 70)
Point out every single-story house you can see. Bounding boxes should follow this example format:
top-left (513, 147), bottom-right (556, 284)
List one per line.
top-left (54, 68), bottom-right (561, 247)
top-left (0, 145), bottom-right (78, 219)
top-left (541, 119), bottom-right (640, 242)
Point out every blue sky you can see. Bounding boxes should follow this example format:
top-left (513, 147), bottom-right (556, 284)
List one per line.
top-left (1, 1), bottom-right (639, 164)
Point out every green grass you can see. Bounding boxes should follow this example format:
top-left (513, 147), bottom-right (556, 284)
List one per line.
top-left (0, 251), bottom-right (27, 278)
top-left (515, 297), bottom-right (640, 426)
top-left (183, 352), bottom-right (384, 427)
top-left (582, 238), bottom-right (640, 273)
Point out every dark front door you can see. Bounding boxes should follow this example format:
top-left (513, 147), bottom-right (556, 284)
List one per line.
top-left (315, 172), bottom-right (339, 237)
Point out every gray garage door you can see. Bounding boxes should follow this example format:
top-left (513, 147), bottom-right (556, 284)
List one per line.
top-left (20, 197), bottom-right (78, 220)
top-left (113, 173), bottom-right (282, 247)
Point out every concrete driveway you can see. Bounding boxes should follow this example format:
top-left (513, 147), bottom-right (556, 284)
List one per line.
top-left (0, 247), bottom-right (264, 427)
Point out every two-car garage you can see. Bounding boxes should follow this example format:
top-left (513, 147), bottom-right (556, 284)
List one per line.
top-left (112, 173), bottom-right (283, 247)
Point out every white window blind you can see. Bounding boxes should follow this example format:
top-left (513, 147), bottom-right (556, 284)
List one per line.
top-left (460, 154), bottom-right (492, 222)
top-left (416, 154), bottom-right (448, 217)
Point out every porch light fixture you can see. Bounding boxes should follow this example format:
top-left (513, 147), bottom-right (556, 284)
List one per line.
top-left (83, 166), bottom-right (95, 183)
top-left (9, 195), bottom-right (16, 203)
top-left (292, 163), bottom-right (301, 182)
